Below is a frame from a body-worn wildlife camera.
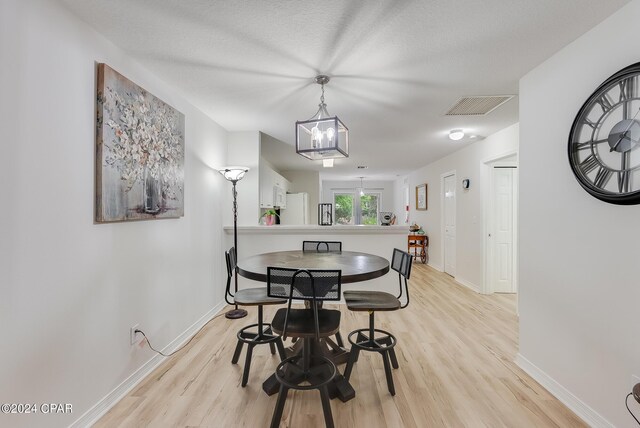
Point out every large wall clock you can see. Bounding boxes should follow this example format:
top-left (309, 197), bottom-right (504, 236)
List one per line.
top-left (568, 62), bottom-right (640, 204)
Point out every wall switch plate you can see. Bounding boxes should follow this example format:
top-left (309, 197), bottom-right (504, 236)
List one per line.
top-left (130, 324), bottom-right (140, 345)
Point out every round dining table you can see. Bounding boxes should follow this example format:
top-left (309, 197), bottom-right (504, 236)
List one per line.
top-left (236, 250), bottom-right (390, 403)
top-left (237, 250), bottom-right (390, 283)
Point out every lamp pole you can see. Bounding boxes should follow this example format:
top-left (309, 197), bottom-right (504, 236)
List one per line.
top-left (218, 166), bottom-right (249, 319)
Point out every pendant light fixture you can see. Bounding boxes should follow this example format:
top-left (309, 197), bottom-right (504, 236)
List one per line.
top-left (358, 177), bottom-right (365, 197)
top-left (296, 75), bottom-right (349, 160)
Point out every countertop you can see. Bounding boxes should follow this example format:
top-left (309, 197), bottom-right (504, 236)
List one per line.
top-left (223, 225), bottom-right (411, 234)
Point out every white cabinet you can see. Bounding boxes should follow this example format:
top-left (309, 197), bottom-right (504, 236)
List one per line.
top-left (259, 167), bottom-right (274, 208)
top-left (259, 164), bottom-right (290, 208)
top-left (274, 186), bottom-right (286, 208)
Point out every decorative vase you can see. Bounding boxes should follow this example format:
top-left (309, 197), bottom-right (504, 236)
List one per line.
top-left (143, 166), bottom-right (161, 214)
top-left (265, 214), bottom-right (275, 226)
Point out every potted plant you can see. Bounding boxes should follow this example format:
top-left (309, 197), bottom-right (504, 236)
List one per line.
top-left (260, 209), bottom-right (279, 226)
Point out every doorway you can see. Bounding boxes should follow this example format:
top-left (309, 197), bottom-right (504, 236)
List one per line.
top-left (442, 172), bottom-right (456, 277)
top-left (484, 155), bottom-right (518, 294)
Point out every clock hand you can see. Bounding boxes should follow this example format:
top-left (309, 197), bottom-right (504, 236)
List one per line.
top-left (611, 107), bottom-right (640, 152)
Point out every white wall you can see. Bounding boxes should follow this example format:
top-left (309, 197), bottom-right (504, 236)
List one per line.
top-left (0, 1), bottom-right (228, 427)
top-left (519, 2), bottom-right (640, 426)
top-left (408, 124), bottom-right (518, 290)
top-left (393, 175), bottom-right (410, 225)
top-left (282, 170), bottom-right (321, 225)
top-left (227, 131), bottom-right (260, 226)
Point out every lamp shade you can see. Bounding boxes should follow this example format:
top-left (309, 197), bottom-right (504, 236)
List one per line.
top-left (218, 166), bottom-right (249, 182)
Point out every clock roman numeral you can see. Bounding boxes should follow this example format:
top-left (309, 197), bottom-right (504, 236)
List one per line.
top-left (596, 93), bottom-right (614, 113)
top-left (619, 77), bottom-right (635, 102)
top-left (583, 118), bottom-right (598, 129)
top-left (594, 167), bottom-right (612, 188)
top-left (579, 154), bottom-right (599, 174)
top-left (618, 171), bottom-right (630, 193)
top-left (618, 151), bottom-right (631, 193)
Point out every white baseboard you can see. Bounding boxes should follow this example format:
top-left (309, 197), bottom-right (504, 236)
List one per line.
top-left (69, 301), bottom-right (226, 428)
top-left (455, 277), bottom-right (479, 293)
top-left (427, 262), bottom-right (443, 271)
top-left (515, 353), bottom-right (614, 428)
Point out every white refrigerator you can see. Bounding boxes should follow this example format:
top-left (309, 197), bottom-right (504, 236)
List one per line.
top-left (280, 193), bottom-right (309, 225)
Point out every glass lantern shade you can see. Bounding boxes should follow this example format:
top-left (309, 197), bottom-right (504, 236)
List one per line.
top-left (218, 166), bottom-right (249, 182)
top-left (296, 116), bottom-right (348, 160)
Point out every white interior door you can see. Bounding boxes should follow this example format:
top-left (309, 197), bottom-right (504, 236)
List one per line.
top-left (490, 167), bottom-right (516, 293)
top-left (443, 174), bottom-right (456, 277)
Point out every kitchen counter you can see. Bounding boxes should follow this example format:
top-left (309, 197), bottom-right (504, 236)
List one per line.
top-left (223, 225), bottom-right (413, 292)
top-left (223, 225), bottom-right (409, 234)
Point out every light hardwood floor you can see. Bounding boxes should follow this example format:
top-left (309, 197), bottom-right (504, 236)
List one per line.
top-left (96, 264), bottom-right (586, 427)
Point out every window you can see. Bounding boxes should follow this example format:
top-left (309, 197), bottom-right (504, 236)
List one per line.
top-left (360, 193), bottom-right (379, 225)
top-left (333, 192), bottom-right (380, 225)
top-left (334, 193), bottom-right (354, 225)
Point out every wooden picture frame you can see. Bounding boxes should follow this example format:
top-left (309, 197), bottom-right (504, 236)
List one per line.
top-left (416, 184), bottom-right (427, 210)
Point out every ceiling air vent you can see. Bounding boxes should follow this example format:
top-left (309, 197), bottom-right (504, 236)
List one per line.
top-left (445, 95), bottom-right (514, 116)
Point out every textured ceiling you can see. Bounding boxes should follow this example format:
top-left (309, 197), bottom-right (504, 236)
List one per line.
top-left (61, 0), bottom-right (629, 180)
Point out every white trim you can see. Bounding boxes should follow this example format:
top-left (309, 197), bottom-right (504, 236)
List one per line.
top-left (482, 150), bottom-right (519, 296)
top-left (455, 277), bottom-right (479, 293)
top-left (515, 353), bottom-right (614, 428)
top-left (428, 262), bottom-right (444, 272)
top-left (440, 170), bottom-right (456, 277)
top-left (69, 301), bottom-right (226, 428)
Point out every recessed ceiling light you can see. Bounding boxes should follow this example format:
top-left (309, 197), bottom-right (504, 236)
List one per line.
top-left (470, 135), bottom-right (477, 139)
top-left (322, 159), bottom-right (334, 168)
top-left (449, 129), bottom-right (465, 141)
top-left (357, 165), bottom-right (368, 169)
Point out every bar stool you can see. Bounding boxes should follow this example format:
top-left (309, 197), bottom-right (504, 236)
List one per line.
top-left (302, 240), bottom-right (342, 252)
top-left (225, 247), bottom-right (287, 387)
top-left (267, 267), bottom-right (342, 428)
top-left (342, 248), bottom-right (412, 396)
top-left (301, 240), bottom-right (344, 349)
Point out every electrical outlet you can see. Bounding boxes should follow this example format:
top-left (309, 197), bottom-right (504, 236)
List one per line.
top-left (130, 324), bottom-right (141, 345)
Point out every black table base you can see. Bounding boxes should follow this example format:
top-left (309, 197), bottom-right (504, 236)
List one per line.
top-left (262, 338), bottom-right (356, 402)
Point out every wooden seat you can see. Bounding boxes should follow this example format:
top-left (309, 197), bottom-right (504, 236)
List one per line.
top-left (224, 247), bottom-right (286, 387)
top-left (234, 288), bottom-right (287, 306)
top-left (272, 308), bottom-right (341, 338)
top-left (343, 290), bottom-right (401, 311)
top-left (267, 267), bottom-right (342, 428)
top-left (343, 248), bottom-right (412, 396)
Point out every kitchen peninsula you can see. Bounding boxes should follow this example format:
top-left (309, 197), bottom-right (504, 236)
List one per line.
top-left (224, 225), bottom-right (410, 292)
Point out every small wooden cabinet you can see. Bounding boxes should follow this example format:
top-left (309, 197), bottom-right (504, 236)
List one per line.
top-left (408, 234), bottom-right (428, 264)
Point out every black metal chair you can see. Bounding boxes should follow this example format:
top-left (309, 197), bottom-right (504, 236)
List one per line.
top-left (302, 240), bottom-right (342, 252)
top-left (267, 267), bottom-right (342, 428)
top-left (301, 240), bottom-right (345, 349)
top-left (342, 248), bottom-right (412, 396)
top-left (225, 247), bottom-right (287, 387)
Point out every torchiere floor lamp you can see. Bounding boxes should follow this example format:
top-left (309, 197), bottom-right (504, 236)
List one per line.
top-left (218, 166), bottom-right (249, 319)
